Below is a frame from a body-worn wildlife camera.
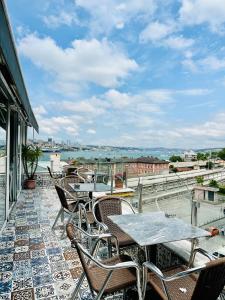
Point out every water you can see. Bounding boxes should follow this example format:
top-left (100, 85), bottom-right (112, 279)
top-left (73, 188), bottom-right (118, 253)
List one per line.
top-left (40, 148), bottom-right (182, 162)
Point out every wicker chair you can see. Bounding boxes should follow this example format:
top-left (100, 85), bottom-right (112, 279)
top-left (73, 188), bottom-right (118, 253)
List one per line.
top-left (143, 248), bottom-right (225, 300)
top-left (47, 166), bottom-right (62, 184)
top-left (52, 185), bottom-right (81, 238)
top-left (60, 175), bottom-right (89, 201)
top-left (66, 223), bottom-right (142, 300)
top-left (93, 196), bottom-right (136, 249)
top-left (77, 166), bottom-right (93, 182)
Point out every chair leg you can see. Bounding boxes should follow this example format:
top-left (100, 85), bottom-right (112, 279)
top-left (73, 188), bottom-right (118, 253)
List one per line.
top-left (52, 207), bottom-right (63, 230)
top-left (71, 272), bottom-right (85, 300)
top-left (60, 213), bottom-right (76, 239)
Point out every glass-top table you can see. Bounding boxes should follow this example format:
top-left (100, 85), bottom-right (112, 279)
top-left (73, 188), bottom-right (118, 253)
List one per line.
top-left (69, 183), bottom-right (111, 193)
top-left (108, 211), bottom-right (210, 247)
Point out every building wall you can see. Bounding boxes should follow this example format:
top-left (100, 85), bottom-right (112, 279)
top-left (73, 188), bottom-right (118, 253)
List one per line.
top-left (127, 162), bottom-right (169, 176)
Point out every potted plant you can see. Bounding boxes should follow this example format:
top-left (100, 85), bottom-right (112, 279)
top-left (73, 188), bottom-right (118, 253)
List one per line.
top-left (115, 173), bottom-right (124, 188)
top-left (22, 144), bottom-right (42, 189)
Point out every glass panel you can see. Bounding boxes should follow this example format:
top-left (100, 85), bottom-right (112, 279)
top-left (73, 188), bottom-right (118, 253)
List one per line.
top-left (0, 126), bottom-right (6, 229)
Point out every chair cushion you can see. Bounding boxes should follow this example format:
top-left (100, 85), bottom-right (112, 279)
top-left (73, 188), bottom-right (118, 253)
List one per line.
top-left (89, 255), bottom-right (137, 294)
top-left (148, 265), bottom-right (197, 300)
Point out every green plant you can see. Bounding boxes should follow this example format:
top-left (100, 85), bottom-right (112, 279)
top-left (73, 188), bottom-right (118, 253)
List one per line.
top-left (196, 176), bottom-right (204, 185)
top-left (22, 144), bottom-right (42, 180)
top-left (209, 179), bottom-right (219, 188)
top-left (218, 148), bottom-right (225, 160)
top-left (169, 155), bottom-right (183, 162)
top-left (219, 185), bottom-right (225, 195)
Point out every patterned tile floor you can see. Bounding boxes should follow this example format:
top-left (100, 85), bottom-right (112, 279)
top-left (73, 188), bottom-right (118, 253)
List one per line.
top-left (0, 188), bottom-right (92, 300)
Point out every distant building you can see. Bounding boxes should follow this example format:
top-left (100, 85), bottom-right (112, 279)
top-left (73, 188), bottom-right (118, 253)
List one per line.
top-left (126, 156), bottom-right (169, 176)
top-left (182, 150), bottom-right (197, 161)
top-left (194, 186), bottom-right (220, 203)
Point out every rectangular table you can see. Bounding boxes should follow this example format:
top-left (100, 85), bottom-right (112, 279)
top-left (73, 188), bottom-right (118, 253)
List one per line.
top-left (108, 212), bottom-right (210, 247)
top-left (69, 183), bottom-right (111, 193)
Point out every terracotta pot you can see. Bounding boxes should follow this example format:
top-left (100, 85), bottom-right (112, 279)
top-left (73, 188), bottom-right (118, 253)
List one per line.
top-left (24, 179), bottom-right (36, 189)
top-left (115, 179), bottom-right (123, 188)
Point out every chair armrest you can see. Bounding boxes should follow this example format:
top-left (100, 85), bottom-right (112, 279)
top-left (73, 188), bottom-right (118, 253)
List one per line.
top-left (143, 261), bottom-right (205, 282)
top-left (188, 247), bottom-right (215, 267)
top-left (192, 247), bottom-right (215, 261)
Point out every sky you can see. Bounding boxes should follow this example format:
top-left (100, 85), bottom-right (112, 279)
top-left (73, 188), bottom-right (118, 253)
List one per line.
top-left (5, 0), bottom-right (225, 148)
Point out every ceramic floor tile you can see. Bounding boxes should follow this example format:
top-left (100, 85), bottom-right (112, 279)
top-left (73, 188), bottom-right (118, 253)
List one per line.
top-left (29, 243), bottom-right (45, 251)
top-left (14, 240), bottom-right (29, 247)
top-left (32, 264), bottom-right (51, 277)
top-left (14, 252), bottom-right (30, 261)
top-left (70, 267), bottom-right (83, 279)
top-left (0, 263), bottom-right (13, 272)
top-left (0, 281), bottom-right (12, 295)
top-left (0, 294), bottom-right (10, 300)
top-left (11, 288), bottom-right (35, 300)
top-left (30, 250), bottom-right (46, 259)
top-left (0, 189), bottom-right (91, 300)
top-left (0, 255), bottom-right (13, 263)
top-left (0, 272), bottom-right (12, 282)
top-left (15, 247), bottom-right (29, 253)
top-left (12, 278), bottom-right (33, 291)
top-left (35, 285), bottom-right (56, 299)
top-left (52, 270), bottom-right (72, 282)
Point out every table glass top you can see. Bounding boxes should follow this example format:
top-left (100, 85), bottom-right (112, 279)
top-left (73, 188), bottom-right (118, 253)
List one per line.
top-left (83, 171), bottom-right (107, 176)
top-left (109, 212), bottom-right (210, 246)
top-left (69, 183), bottom-right (111, 192)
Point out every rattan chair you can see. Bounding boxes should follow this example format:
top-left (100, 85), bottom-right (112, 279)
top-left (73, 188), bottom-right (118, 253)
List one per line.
top-left (52, 185), bottom-right (81, 238)
top-left (143, 248), bottom-right (225, 300)
top-left (93, 196), bottom-right (136, 249)
top-left (77, 166), bottom-right (93, 182)
top-left (47, 166), bottom-right (62, 184)
top-left (60, 175), bottom-right (89, 201)
top-left (66, 223), bottom-right (142, 300)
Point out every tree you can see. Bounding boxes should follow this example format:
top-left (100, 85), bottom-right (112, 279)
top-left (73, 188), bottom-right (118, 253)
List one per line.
top-left (197, 152), bottom-right (209, 161)
top-left (169, 155), bottom-right (183, 162)
top-left (206, 161), bottom-right (213, 169)
top-left (209, 179), bottom-right (219, 188)
top-left (196, 176), bottom-right (204, 185)
top-left (218, 148), bottom-right (225, 160)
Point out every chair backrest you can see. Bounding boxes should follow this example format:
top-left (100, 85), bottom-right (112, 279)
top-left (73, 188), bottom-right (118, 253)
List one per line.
top-left (94, 196), bottom-right (134, 235)
top-left (77, 166), bottom-right (92, 181)
top-left (47, 166), bottom-right (53, 178)
top-left (191, 257), bottom-right (225, 300)
top-left (55, 185), bottom-right (69, 210)
top-left (66, 223), bottom-right (98, 291)
top-left (61, 175), bottom-right (84, 192)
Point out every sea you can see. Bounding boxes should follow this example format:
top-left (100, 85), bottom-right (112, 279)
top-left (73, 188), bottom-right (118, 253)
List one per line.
top-left (40, 148), bottom-right (183, 162)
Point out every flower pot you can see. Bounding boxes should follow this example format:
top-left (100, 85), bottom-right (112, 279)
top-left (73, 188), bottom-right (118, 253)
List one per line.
top-left (24, 179), bottom-right (36, 189)
top-left (115, 179), bottom-right (123, 189)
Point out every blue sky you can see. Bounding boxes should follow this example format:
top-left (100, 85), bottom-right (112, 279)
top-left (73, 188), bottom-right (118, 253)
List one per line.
top-left (5, 0), bottom-right (225, 148)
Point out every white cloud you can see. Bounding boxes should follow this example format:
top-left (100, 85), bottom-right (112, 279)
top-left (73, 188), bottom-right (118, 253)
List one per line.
top-left (87, 129), bottom-right (96, 134)
top-left (37, 115), bottom-right (80, 137)
top-left (179, 0), bottom-right (225, 33)
top-left (164, 36), bottom-right (194, 50)
top-left (43, 11), bottom-right (78, 28)
top-left (60, 97), bottom-right (107, 116)
top-left (76, 0), bottom-right (156, 34)
top-left (33, 105), bottom-right (47, 115)
top-left (18, 34), bottom-right (138, 95)
top-left (140, 21), bottom-right (176, 43)
top-left (183, 55), bottom-right (225, 73)
top-left (199, 56), bottom-right (225, 71)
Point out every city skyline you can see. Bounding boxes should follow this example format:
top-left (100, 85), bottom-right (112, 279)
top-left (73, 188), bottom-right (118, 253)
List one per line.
top-left (6, 0), bottom-right (225, 148)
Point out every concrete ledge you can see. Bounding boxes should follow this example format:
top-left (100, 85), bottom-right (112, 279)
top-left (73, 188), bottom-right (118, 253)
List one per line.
top-left (163, 240), bottom-right (210, 267)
